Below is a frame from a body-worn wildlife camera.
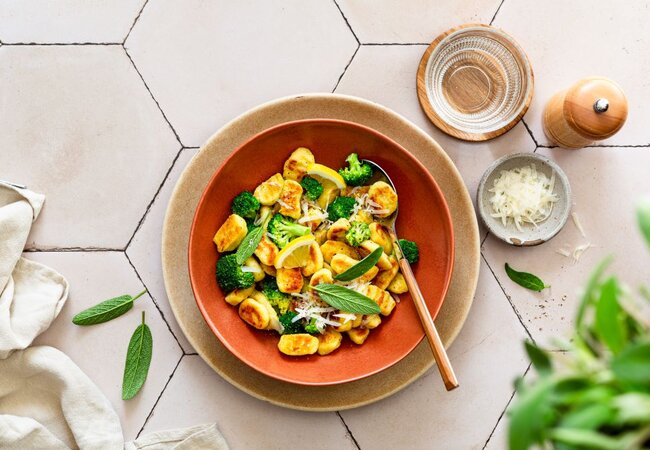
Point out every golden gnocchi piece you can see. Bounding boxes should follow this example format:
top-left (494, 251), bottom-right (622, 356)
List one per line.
top-left (278, 179), bottom-right (303, 219)
top-left (243, 256), bottom-right (265, 282)
top-left (276, 267), bottom-right (303, 293)
top-left (283, 147), bottom-right (314, 182)
top-left (334, 314), bottom-right (353, 332)
top-left (368, 181), bottom-right (398, 218)
top-left (260, 263), bottom-right (277, 277)
top-left (347, 327), bottom-right (370, 345)
top-left (362, 314), bottom-right (382, 329)
top-left (330, 254), bottom-right (378, 283)
top-left (373, 255), bottom-right (399, 290)
top-left (313, 228), bottom-right (328, 245)
top-left (317, 185), bottom-right (339, 209)
top-left (317, 330), bottom-right (343, 355)
top-left (369, 222), bottom-right (393, 254)
top-left (351, 314), bottom-right (363, 328)
top-left (213, 214), bottom-right (247, 253)
top-left (278, 333), bottom-right (319, 356)
top-left (303, 207), bottom-right (324, 231)
top-left (250, 291), bottom-right (282, 332)
top-left (238, 298), bottom-right (270, 330)
top-left (364, 285), bottom-right (395, 315)
top-left (326, 218), bottom-right (350, 241)
top-left (353, 210), bottom-right (373, 224)
top-left (301, 242), bottom-right (324, 277)
top-left (320, 240), bottom-right (359, 263)
top-left (309, 268), bottom-right (334, 288)
top-left (359, 240), bottom-right (392, 270)
top-left (253, 173), bottom-right (284, 205)
top-left (225, 286), bottom-right (255, 306)
top-left (254, 235), bottom-right (279, 266)
top-left (388, 272), bottom-right (408, 294)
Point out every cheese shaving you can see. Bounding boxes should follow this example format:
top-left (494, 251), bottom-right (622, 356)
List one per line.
top-left (572, 242), bottom-right (593, 263)
top-left (488, 164), bottom-right (559, 232)
top-left (571, 212), bottom-right (586, 238)
top-left (241, 266), bottom-right (262, 273)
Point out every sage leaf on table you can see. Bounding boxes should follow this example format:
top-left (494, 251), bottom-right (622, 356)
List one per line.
top-left (504, 263), bottom-right (549, 292)
top-left (334, 247), bottom-right (383, 282)
top-left (235, 225), bottom-right (265, 265)
top-left (72, 289), bottom-right (147, 326)
top-left (637, 198), bottom-right (650, 249)
top-left (122, 311), bottom-right (153, 400)
top-left (313, 284), bottom-right (380, 315)
top-left (524, 341), bottom-right (552, 376)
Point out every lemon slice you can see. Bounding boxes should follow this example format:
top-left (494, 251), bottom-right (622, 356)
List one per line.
top-left (307, 163), bottom-right (347, 190)
top-left (274, 235), bottom-right (315, 269)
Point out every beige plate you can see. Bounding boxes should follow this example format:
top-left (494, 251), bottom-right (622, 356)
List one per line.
top-left (161, 94), bottom-right (480, 411)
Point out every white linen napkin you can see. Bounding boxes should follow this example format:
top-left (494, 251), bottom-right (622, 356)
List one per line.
top-left (0, 181), bottom-right (228, 450)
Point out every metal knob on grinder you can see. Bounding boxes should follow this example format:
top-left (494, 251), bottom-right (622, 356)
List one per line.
top-left (543, 77), bottom-right (628, 149)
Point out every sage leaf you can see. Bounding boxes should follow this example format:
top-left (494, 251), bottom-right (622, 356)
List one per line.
top-left (72, 289), bottom-right (147, 326)
top-left (549, 428), bottom-right (622, 450)
top-left (637, 198), bottom-right (650, 250)
top-left (334, 247), bottom-right (383, 281)
top-left (236, 225), bottom-right (264, 265)
top-left (313, 284), bottom-right (380, 315)
top-left (504, 263), bottom-right (549, 292)
top-left (611, 342), bottom-right (650, 387)
top-left (595, 277), bottom-right (626, 354)
top-left (576, 257), bottom-right (612, 333)
top-left (524, 341), bottom-right (552, 376)
top-left (508, 377), bottom-right (555, 450)
top-left (122, 311), bottom-right (153, 400)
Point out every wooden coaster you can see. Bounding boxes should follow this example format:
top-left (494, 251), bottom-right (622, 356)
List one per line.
top-left (417, 24), bottom-right (534, 141)
top-left (161, 94), bottom-right (480, 411)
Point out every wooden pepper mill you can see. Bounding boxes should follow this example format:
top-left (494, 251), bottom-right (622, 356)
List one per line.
top-left (543, 77), bottom-right (628, 148)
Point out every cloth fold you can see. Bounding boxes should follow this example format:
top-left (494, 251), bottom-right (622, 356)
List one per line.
top-left (0, 181), bottom-right (228, 450)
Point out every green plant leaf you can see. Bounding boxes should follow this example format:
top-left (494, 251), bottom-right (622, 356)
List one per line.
top-left (122, 311), bottom-right (153, 400)
top-left (613, 393), bottom-right (650, 425)
top-left (235, 225), bottom-right (265, 265)
top-left (637, 198), bottom-right (650, 250)
top-left (611, 341), bottom-right (650, 387)
top-left (313, 284), bottom-right (381, 315)
top-left (508, 377), bottom-right (555, 450)
top-left (560, 403), bottom-right (615, 430)
top-left (505, 263), bottom-right (548, 292)
top-left (550, 428), bottom-right (622, 450)
top-left (524, 341), bottom-right (552, 376)
top-left (576, 257), bottom-right (612, 333)
top-left (334, 247), bottom-right (383, 282)
top-left (595, 277), bottom-right (627, 354)
top-left (72, 290), bottom-right (147, 326)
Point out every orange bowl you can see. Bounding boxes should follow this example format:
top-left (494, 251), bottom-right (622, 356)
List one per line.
top-left (188, 119), bottom-right (454, 385)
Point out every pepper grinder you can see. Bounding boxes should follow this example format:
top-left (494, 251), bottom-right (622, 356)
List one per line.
top-left (543, 77), bottom-right (628, 148)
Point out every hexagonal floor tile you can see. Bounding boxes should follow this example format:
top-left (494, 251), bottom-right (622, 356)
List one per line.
top-left (127, 148), bottom-right (198, 352)
top-left (337, 0), bottom-right (502, 43)
top-left (334, 44), bottom-right (536, 238)
top-left (339, 260), bottom-right (529, 449)
top-left (30, 251), bottom-right (183, 440)
top-left (482, 147), bottom-right (650, 348)
top-left (139, 355), bottom-right (358, 450)
top-left (0, 1), bottom-right (144, 43)
top-left (125, 0), bottom-right (358, 147)
top-left (0, 45), bottom-right (180, 249)
top-left (494, 0), bottom-right (650, 146)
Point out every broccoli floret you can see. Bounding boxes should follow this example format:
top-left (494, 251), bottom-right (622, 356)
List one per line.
top-left (279, 311), bottom-right (304, 335)
top-left (345, 221), bottom-right (371, 247)
top-left (231, 192), bottom-right (260, 219)
top-left (399, 239), bottom-right (419, 264)
top-left (338, 153), bottom-right (373, 186)
top-left (267, 214), bottom-right (311, 248)
top-left (216, 254), bottom-right (255, 292)
top-left (300, 176), bottom-right (323, 201)
top-left (327, 196), bottom-right (356, 222)
top-left (245, 217), bottom-right (257, 229)
top-left (260, 277), bottom-right (291, 314)
top-left (304, 318), bottom-right (319, 334)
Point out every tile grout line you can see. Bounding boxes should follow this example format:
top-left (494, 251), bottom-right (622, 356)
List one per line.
top-left (362, 42), bottom-right (429, 46)
top-left (135, 353), bottom-right (185, 439)
top-left (332, 0), bottom-right (360, 45)
top-left (332, 44), bottom-right (359, 93)
top-left (1, 42), bottom-right (122, 46)
top-left (123, 0), bottom-right (150, 45)
top-left (122, 45), bottom-right (184, 147)
top-left (481, 363), bottom-right (532, 449)
top-left (521, 118), bottom-right (539, 147)
top-left (124, 147), bottom-right (185, 251)
top-left (124, 251), bottom-right (187, 355)
top-left (481, 252), bottom-right (535, 343)
top-left (336, 412), bottom-right (362, 450)
top-left (489, 0), bottom-right (507, 25)
top-left (24, 247), bottom-right (122, 252)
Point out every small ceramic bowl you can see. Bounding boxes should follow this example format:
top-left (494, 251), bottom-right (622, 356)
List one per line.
top-left (477, 153), bottom-right (571, 246)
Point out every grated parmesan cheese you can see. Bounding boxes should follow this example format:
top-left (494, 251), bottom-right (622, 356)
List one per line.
top-left (571, 212), bottom-right (586, 238)
top-left (488, 164), bottom-right (559, 232)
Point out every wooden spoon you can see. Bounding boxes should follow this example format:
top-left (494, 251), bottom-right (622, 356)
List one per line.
top-left (363, 159), bottom-right (459, 391)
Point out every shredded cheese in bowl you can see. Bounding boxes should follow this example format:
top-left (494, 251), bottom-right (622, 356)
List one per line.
top-left (488, 164), bottom-right (559, 232)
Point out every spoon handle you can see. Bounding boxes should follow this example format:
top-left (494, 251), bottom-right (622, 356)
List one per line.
top-left (392, 235), bottom-right (459, 391)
